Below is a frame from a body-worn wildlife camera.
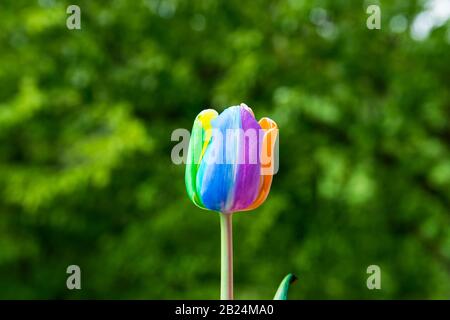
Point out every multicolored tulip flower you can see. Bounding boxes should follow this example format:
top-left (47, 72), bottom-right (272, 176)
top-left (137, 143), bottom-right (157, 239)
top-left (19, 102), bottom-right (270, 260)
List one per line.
top-left (184, 103), bottom-right (295, 300)
top-left (185, 103), bottom-right (278, 214)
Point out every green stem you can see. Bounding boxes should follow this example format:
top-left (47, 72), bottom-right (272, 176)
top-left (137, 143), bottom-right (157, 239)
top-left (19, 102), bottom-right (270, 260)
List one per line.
top-left (220, 212), bottom-right (233, 300)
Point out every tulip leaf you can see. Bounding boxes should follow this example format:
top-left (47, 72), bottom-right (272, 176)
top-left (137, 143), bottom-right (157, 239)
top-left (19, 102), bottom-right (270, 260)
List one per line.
top-left (273, 273), bottom-right (297, 300)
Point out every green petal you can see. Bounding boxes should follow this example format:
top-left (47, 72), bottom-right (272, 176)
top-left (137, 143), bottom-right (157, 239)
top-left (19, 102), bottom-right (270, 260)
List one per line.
top-left (185, 109), bottom-right (218, 209)
top-left (273, 273), bottom-right (297, 300)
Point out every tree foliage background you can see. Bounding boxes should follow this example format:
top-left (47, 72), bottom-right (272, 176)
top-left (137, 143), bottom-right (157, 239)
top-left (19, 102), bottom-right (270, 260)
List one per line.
top-left (0, 0), bottom-right (449, 299)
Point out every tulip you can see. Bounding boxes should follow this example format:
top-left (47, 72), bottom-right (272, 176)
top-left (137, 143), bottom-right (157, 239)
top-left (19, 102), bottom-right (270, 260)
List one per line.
top-left (185, 103), bottom-right (278, 299)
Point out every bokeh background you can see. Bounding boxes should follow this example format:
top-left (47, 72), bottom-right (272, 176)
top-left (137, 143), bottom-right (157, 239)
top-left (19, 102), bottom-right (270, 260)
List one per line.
top-left (0, 0), bottom-right (449, 299)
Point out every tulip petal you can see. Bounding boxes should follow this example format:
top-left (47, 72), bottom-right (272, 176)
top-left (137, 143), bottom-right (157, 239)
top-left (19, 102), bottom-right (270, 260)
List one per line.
top-left (229, 107), bottom-right (262, 212)
top-left (185, 109), bottom-right (218, 209)
top-left (196, 106), bottom-right (241, 212)
top-left (245, 117), bottom-right (278, 211)
top-left (240, 102), bottom-right (254, 117)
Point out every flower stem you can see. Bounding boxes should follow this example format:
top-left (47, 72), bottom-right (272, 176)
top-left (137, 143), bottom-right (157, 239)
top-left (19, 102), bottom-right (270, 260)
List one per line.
top-left (220, 212), bottom-right (233, 300)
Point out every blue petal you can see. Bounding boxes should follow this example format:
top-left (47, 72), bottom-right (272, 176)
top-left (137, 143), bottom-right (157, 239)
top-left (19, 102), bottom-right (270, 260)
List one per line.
top-left (196, 106), bottom-right (241, 212)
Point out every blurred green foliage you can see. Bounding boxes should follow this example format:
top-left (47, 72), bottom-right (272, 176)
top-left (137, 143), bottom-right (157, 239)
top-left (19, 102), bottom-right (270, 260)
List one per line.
top-left (0, 0), bottom-right (449, 299)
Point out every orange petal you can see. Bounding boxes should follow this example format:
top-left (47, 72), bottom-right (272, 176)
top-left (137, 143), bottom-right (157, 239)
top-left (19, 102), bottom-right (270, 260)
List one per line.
top-left (244, 117), bottom-right (278, 211)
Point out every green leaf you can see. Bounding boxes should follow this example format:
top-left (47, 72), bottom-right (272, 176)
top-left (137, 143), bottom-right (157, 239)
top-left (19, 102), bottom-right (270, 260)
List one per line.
top-left (273, 273), bottom-right (297, 300)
